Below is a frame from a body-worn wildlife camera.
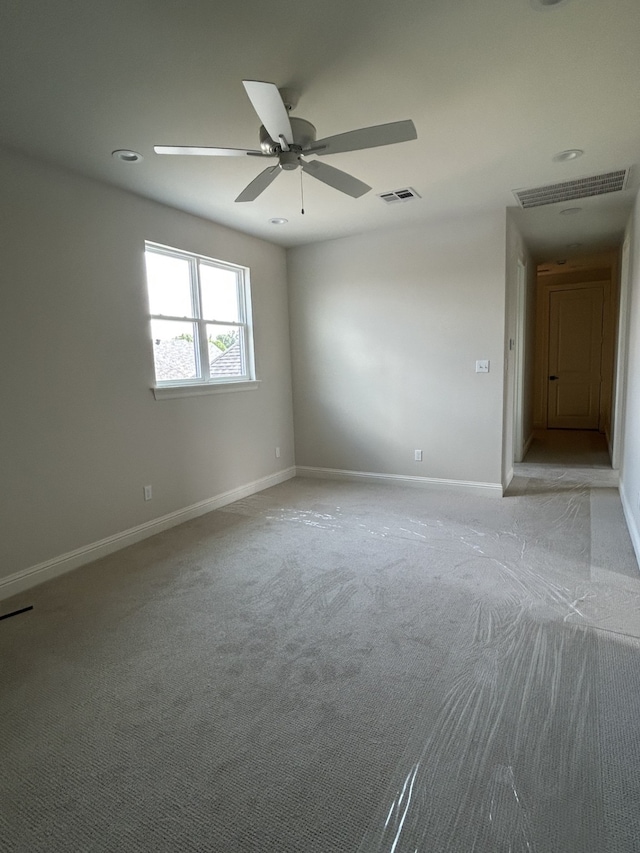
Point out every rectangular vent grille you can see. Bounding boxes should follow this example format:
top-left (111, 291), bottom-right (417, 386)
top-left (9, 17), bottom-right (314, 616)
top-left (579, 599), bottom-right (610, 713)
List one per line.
top-left (514, 169), bottom-right (628, 209)
top-left (378, 187), bottom-right (421, 204)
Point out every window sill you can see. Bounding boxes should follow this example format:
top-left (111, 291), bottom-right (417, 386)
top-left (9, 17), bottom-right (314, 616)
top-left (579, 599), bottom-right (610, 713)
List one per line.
top-left (152, 380), bottom-right (261, 400)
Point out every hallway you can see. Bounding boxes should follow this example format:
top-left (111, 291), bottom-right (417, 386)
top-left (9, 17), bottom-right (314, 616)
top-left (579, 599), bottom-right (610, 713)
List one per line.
top-left (523, 428), bottom-right (612, 469)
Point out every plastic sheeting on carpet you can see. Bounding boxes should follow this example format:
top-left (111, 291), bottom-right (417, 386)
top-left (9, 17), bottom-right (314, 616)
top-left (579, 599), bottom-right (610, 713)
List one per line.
top-left (2, 466), bottom-right (639, 852)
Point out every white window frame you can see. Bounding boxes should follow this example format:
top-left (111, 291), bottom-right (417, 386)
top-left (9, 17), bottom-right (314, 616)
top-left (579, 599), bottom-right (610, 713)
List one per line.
top-left (144, 242), bottom-right (258, 399)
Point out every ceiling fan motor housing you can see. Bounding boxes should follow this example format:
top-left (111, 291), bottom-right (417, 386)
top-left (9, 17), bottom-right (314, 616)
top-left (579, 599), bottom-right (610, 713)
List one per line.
top-left (259, 117), bottom-right (317, 155)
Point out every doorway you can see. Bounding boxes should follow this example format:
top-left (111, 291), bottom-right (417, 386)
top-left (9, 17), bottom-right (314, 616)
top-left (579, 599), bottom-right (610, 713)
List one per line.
top-left (528, 251), bottom-right (621, 468)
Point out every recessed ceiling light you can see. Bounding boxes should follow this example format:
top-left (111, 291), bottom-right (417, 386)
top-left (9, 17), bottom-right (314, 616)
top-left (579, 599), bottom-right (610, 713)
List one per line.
top-left (530, 0), bottom-right (571, 9)
top-left (269, 218), bottom-right (288, 225)
top-left (112, 149), bottom-right (143, 163)
top-left (560, 207), bottom-right (582, 215)
top-left (553, 149), bottom-right (584, 162)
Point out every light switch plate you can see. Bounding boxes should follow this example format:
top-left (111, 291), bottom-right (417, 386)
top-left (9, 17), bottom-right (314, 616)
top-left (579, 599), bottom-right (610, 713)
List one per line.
top-left (476, 359), bottom-right (490, 373)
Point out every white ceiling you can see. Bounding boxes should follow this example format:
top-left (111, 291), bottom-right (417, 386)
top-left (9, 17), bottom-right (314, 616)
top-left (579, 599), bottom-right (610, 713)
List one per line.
top-left (1, 0), bottom-right (639, 256)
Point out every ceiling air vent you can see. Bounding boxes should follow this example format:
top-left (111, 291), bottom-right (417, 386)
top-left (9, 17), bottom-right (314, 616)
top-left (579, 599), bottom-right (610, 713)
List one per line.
top-left (513, 169), bottom-right (629, 209)
top-left (378, 187), bottom-right (421, 204)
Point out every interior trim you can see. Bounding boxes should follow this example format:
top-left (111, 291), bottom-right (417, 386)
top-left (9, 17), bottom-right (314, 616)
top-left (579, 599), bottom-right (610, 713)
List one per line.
top-left (620, 480), bottom-right (640, 568)
top-left (296, 465), bottom-right (504, 497)
top-left (152, 379), bottom-right (260, 400)
top-left (0, 466), bottom-right (296, 602)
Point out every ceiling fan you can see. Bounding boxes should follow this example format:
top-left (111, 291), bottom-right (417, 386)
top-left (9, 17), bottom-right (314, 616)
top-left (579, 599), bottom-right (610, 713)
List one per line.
top-left (154, 81), bottom-right (417, 203)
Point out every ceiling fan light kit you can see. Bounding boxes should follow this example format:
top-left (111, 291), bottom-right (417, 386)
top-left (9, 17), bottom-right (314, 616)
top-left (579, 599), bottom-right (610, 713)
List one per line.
top-left (153, 80), bottom-right (417, 204)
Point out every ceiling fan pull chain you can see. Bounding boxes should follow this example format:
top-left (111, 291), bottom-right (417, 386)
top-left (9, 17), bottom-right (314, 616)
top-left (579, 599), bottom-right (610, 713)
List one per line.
top-left (300, 169), bottom-right (305, 215)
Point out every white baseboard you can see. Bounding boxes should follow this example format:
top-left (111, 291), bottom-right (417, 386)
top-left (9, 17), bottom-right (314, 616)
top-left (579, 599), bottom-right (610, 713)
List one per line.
top-left (606, 428), bottom-right (613, 462)
top-left (296, 466), bottom-right (503, 497)
top-left (0, 467), bottom-right (296, 602)
top-left (620, 481), bottom-right (640, 572)
top-left (503, 467), bottom-right (514, 492)
top-left (522, 431), bottom-right (534, 459)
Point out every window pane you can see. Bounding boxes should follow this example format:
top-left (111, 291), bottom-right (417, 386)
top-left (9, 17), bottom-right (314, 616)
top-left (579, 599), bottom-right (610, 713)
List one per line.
top-left (151, 320), bottom-right (199, 381)
top-left (145, 251), bottom-right (193, 317)
top-left (199, 262), bottom-right (240, 322)
top-left (207, 325), bottom-right (245, 378)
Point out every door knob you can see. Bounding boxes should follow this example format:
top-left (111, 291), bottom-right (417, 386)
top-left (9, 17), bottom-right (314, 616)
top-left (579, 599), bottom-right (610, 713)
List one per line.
top-left (549, 375), bottom-right (559, 380)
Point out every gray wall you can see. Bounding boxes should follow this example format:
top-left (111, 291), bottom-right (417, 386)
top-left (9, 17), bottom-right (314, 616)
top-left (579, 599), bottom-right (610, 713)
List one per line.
top-left (0, 149), bottom-right (294, 581)
top-left (287, 212), bottom-right (507, 488)
top-left (620, 196), bottom-right (640, 562)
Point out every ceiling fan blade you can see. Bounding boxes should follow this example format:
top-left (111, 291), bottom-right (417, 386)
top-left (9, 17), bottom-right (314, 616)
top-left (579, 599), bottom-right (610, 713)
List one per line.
top-left (301, 160), bottom-right (371, 198)
top-left (235, 165), bottom-right (281, 202)
top-left (242, 81), bottom-right (293, 146)
top-left (154, 145), bottom-right (265, 157)
top-left (307, 119), bottom-right (417, 156)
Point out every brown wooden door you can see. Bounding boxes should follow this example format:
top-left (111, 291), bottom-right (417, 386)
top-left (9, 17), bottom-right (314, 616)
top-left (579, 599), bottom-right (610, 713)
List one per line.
top-left (547, 286), bottom-right (603, 429)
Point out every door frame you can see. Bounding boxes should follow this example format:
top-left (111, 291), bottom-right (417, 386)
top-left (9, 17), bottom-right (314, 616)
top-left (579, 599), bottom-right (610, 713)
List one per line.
top-left (538, 279), bottom-right (611, 430)
top-left (611, 239), bottom-right (631, 468)
top-left (513, 259), bottom-right (527, 461)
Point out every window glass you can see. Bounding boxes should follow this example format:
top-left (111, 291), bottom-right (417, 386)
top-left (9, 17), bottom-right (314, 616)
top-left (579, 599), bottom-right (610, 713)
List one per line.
top-left (145, 252), bottom-right (192, 317)
top-left (199, 262), bottom-right (240, 322)
top-left (207, 324), bottom-right (245, 378)
top-left (150, 319), bottom-right (199, 381)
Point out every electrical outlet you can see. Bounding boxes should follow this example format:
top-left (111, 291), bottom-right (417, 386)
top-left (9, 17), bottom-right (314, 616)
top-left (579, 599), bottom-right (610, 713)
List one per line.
top-left (415, 449), bottom-right (423, 462)
top-left (143, 485), bottom-right (152, 501)
top-left (476, 359), bottom-right (490, 373)
top-left (275, 447), bottom-right (281, 459)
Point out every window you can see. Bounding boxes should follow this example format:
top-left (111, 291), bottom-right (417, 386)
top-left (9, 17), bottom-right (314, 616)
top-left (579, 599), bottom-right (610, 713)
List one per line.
top-left (144, 242), bottom-right (256, 395)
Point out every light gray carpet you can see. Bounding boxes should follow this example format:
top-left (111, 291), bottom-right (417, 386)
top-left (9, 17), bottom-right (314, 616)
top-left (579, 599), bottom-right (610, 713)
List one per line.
top-left (1, 464), bottom-right (639, 851)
